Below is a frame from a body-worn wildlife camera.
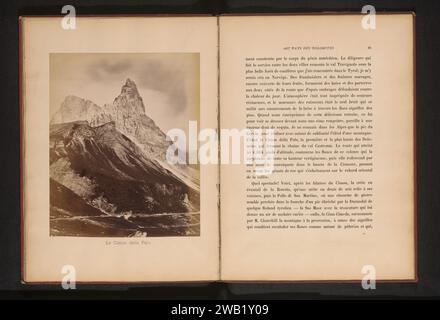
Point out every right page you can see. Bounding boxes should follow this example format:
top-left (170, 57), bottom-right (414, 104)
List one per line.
top-left (219, 14), bottom-right (415, 281)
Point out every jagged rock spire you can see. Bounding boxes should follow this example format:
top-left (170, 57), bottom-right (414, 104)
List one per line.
top-left (120, 78), bottom-right (140, 98)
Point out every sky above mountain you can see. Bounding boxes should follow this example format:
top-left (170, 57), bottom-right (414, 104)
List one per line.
top-left (50, 53), bottom-right (199, 133)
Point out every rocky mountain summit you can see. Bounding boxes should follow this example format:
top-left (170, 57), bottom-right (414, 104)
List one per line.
top-left (51, 78), bottom-right (172, 160)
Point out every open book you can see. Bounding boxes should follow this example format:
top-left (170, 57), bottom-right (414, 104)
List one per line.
top-left (21, 14), bottom-right (416, 282)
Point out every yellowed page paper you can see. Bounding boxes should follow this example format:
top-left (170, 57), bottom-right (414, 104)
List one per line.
top-left (220, 14), bottom-right (415, 281)
top-left (22, 16), bottom-right (219, 282)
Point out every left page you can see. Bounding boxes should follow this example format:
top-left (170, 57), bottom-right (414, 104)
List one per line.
top-left (21, 16), bottom-right (219, 282)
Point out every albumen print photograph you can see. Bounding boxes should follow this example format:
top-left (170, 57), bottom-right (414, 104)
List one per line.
top-left (49, 53), bottom-right (200, 237)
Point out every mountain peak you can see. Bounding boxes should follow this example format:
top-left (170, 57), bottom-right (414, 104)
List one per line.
top-left (64, 95), bottom-right (84, 102)
top-left (125, 78), bottom-right (136, 86)
top-left (112, 78), bottom-right (145, 116)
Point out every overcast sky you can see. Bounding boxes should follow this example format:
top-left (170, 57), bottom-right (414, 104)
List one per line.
top-left (50, 53), bottom-right (199, 133)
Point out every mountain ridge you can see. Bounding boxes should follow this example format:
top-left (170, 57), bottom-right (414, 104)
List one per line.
top-left (50, 120), bottom-right (200, 215)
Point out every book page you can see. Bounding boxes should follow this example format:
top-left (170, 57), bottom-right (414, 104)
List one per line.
top-left (220, 14), bottom-right (415, 281)
top-left (22, 16), bottom-right (219, 282)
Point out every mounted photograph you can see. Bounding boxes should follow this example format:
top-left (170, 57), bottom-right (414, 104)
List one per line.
top-left (48, 53), bottom-right (200, 237)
